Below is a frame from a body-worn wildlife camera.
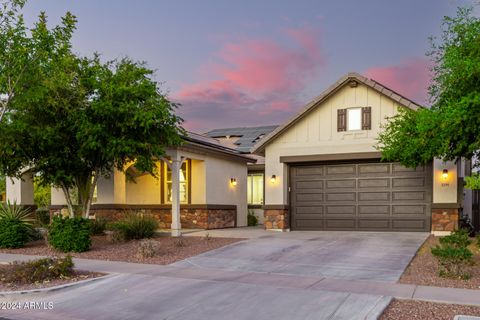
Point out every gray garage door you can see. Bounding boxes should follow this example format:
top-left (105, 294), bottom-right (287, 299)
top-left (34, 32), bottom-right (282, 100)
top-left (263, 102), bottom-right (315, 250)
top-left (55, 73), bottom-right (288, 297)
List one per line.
top-left (290, 161), bottom-right (432, 231)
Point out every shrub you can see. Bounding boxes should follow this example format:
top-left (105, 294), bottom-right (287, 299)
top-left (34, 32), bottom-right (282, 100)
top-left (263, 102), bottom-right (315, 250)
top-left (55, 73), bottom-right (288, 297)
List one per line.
top-left (0, 219), bottom-right (30, 248)
top-left (48, 216), bottom-right (92, 252)
top-left (431, 230), bottom-right (473, 279)
top-left (0, 202), bottom-right (34, 248)
top-left (0, 256), bottom-right (74, 284)
top-left (107, 213), bottom-right (158, 241)
top-left (247, 210), bottom-right (258, 226)
top-left (439, 229), bottom-right (472, 248)
top-left (173, 235), bottom-right (186, 247)
top-left (35, 208), bottom-right (50, 226)
top-left (136, 239), bottom-right (160, 259)
top-left (90, 218), bottom-right (107, 235)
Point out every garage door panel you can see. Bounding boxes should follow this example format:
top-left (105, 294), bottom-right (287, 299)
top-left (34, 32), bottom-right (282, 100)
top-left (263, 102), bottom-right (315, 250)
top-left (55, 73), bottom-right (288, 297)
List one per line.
top-left (295, 206), bottom-right (323, 215)
top-left (326, 179), bottom-right (356, 189)
top-left (296, 180), bottom-right (324, 189)
top-left (290, 161), bottom-right (431, 231)
top-left (326, 164), bottom-right (356, 176)
top-left (358, 219), bottom-right (390, 229)
top-left (358, 163), bottom-right (390, 175)
top-left (295, 219), bottom-right (324, 228)
top-left (392, 219), bottom-right (426, 230)
top-left (358, 205), bottom-right (390, 215)
top-left (358, 192), bottom-right (390, 201)
top-left (393, 205), bottom-right (427, 215)
top-left (326, 205), bottom-right (356, 215)
top-left (296, 193), bottom-right (323, 202)
top-left (392, 164), bottom-right (426, 175)
top-left (326, 192), bottom-right (356, 202)
top-left (358, 178), bottom-right (390, 188)
top-left (392, 177), bottom-right (426, 188)
top-left (326, 219), bottom-right (356, 229)
top-left (392, 191), bottom-right (426, 201)
top-left (295, 167), bottom-right (324, 176)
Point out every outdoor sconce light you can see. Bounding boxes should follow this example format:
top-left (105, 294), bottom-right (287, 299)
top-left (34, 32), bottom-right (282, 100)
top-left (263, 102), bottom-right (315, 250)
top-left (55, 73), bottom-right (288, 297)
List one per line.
top-left (442, 169), bottom-right (449, 180)
top-left (270, 175), bottom-right (276, 183)
top-left (230, 178), bottom-right (237, 186)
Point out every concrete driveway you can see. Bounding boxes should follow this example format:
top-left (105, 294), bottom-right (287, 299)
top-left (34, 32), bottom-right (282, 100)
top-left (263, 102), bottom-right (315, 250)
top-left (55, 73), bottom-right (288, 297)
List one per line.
top-left (0, 230), bottom-right (428, 320)
top-left (180, 229), bottom-right (429, 282)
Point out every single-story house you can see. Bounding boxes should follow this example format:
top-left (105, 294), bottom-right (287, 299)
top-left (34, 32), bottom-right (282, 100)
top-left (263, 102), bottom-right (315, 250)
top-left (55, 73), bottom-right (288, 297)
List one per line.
top-left (6, 132), bottom-right (255, 231)
top-left (6, 72), bottom-right (466, 234)
top-left (251, 72), bottom-right (465, 234)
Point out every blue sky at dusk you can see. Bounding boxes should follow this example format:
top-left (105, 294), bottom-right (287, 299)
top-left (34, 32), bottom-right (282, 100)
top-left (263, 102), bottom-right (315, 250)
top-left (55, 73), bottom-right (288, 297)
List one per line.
top-left (22, 0), bottom-right (477, 132)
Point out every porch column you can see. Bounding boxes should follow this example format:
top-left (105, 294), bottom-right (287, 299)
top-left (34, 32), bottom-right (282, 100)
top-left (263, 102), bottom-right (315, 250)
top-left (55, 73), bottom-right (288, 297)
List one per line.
top-left (164, 151), bottom-right (185, 237)
top-left (6, 172), bottom-right (34, 205)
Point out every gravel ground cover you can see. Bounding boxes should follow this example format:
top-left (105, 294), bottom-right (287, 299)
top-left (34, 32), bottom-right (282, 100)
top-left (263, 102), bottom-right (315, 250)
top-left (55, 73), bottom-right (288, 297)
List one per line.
top-left (0, 235), bottom-right (243, 265)
top-left (380, 299), bottom-right (480, 320)
top-left (400, 235), bottom-right (480, 289)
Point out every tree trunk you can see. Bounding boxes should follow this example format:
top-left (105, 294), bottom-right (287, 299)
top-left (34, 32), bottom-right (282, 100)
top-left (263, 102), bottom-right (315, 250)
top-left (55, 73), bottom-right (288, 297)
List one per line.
top-left (60, 183), bottom-right (75, 218)
top-left (76, 170), bottom-right (99, 219)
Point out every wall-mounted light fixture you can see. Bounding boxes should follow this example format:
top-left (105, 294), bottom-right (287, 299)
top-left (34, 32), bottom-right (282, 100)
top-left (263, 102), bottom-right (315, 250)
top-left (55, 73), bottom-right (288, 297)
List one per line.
top-left (442, 169), bottom-right (449, 180)
top-left (230, 178), bottom-right (237, 186)
top-left (270, 175), bottom-right (276, 183)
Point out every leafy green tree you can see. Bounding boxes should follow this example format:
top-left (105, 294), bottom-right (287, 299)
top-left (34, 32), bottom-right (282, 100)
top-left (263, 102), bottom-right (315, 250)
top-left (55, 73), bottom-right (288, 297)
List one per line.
top-left (33, 176), bottom-right (50, 209)
top-left (0, 8), bottom-right (184, 217)
top-left (378, 7), bottom-right (480, 189)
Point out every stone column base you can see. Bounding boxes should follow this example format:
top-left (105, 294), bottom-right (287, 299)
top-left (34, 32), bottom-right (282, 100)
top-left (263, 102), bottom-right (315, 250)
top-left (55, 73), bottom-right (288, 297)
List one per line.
top-left (431, 207), bottom-right (459, 234)
top-left (263, 205), bottom-right (289, 231)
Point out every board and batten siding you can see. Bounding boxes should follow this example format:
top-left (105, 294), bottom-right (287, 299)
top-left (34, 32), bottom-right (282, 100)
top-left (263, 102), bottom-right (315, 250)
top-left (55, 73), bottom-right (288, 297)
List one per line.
top-left (265, 83), bottom-right (404, 206)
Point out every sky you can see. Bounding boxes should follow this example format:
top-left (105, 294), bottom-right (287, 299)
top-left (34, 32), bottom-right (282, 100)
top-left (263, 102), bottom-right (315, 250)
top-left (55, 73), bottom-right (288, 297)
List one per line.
top-left (22, 0), bottom-right (478, 133)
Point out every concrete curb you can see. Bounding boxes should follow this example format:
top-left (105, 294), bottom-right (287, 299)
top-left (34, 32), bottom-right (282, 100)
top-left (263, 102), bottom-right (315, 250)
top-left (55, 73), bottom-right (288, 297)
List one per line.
top-left (0, 273), bottom-right (116, 297)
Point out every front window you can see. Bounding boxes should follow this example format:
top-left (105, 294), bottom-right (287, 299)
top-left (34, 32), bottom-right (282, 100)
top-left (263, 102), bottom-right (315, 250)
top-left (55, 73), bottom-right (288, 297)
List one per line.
top-left (247, 173), bottom-right (264, 205)
top-left (165, 161), bottom-right (189, 203)
top-left (347, 108), bottom-right (362, 131)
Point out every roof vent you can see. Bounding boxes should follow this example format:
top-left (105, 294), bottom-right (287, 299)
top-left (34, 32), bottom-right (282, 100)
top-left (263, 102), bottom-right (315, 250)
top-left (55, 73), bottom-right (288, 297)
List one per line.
top-left (348, 80), bottom-right (358, 88)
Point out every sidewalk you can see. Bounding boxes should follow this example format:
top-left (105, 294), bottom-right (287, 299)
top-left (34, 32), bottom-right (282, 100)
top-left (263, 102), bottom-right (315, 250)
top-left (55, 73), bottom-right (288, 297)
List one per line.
top-left (1, 252), bottom-right (480, 307)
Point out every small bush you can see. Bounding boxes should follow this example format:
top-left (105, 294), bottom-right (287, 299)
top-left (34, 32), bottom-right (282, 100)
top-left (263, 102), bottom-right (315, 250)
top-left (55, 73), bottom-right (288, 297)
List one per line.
top-left (136, 239), bottom-right (160, 259)
top-left (439, 229), bottom-right (472, 248)
top-left (0, 256), bottom-right (74, 284)
top-left (90, 218), bottom-right (107, 235)
top-left (0, 202), bottom-right (34, 248)
top-left (476, 235), bottom-right (480, 248)
top-left (48, 216), bottom-right (92, 252)
top-left (0, 218), bottom-right (30, 248)
top-left (247, 210), bottom-right (258, 226)
top-left (35, 208), bottom-right (50, 226)
top-left (107, 213), bottom-right (158, 241)
top-left (431, 230), bottom-right (473, 279)
top-left (173, 235), bottom-right (186, 247)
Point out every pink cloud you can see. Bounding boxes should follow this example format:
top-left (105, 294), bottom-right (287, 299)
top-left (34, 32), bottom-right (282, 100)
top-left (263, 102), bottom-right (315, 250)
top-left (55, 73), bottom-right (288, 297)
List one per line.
top-left (175, 26), bottom-right (324, 132)
top-left (364, 58), bottom-right (431, 105)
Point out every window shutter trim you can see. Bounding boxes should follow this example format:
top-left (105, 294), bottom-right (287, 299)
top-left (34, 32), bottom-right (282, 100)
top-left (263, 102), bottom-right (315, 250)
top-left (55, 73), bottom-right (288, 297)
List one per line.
top-left (337, 109), bottom-right (346, 132)
top-left (362, 106), bottom-right (372, 130)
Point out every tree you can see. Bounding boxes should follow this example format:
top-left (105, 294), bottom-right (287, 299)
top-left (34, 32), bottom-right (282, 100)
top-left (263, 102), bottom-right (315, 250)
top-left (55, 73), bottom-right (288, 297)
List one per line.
top-left (0, 10), bottom-right (184, 217)
top-left (378, 7), bottom-right (480, 189)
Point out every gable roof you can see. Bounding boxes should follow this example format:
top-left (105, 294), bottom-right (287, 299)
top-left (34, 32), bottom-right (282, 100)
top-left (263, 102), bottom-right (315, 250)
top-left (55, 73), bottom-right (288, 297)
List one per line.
top-left (251, 72), bottom-right (423, 154)
top-left (205, 125), bottom-right (278, 153)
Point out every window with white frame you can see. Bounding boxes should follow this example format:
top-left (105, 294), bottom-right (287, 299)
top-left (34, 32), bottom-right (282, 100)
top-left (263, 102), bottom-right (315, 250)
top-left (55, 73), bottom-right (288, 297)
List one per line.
top-left (347, 108), bottom-right (362, 131)
top-left (247, 173), bottom-right (264, 205)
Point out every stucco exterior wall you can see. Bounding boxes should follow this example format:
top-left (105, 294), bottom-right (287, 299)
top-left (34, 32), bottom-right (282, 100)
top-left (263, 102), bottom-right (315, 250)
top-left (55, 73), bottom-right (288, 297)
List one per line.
top-left (433, 159), bottom-right (458, 204)
top-left (204, 156), bottom-right (248, 227)
top-left (6, 172), bottom-right (34, 205)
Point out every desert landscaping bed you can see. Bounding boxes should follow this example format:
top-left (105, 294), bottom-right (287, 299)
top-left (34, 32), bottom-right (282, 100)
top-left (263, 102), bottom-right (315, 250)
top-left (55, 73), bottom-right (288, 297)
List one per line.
top-left (380, 299), bottom-right (480, 320)
top-left (400, 235), bottom-right (480, 289)
top-left (0, 266), bottom-right (102, 292)
top-left (0, 235), bottom-right (243, 265)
